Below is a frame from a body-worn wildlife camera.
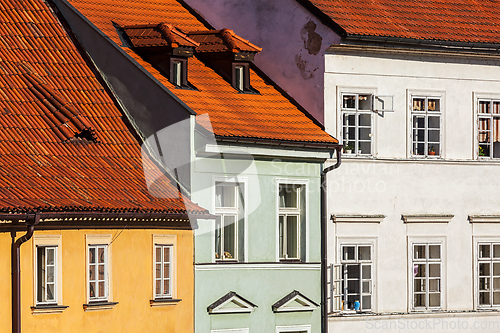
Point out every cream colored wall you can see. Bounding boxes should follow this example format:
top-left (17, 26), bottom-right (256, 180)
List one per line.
top-left (0, 228), bottom-right (193, 333)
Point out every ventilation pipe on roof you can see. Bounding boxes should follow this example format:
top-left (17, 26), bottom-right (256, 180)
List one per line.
top-left (321, 147), bottom-right (342, 333)
top-left (11, 213), bottom-right (39, 333)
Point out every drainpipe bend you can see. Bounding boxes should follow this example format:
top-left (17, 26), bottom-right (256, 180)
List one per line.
top-left (321, 147), bottom-right (342, 333)
top-left (12, 213), bottom-right (39, 333)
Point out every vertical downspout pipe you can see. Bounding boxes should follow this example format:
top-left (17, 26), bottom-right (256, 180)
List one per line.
top-left (321, 147), bottom-right (342, 333)
top-left (12, 213), bottom-right (39, 333)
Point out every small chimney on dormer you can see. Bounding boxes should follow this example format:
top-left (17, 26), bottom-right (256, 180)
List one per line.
top-left (121, 23), bottom-right (199, 88)
top-left (187, 29), bottom-right (262, 93)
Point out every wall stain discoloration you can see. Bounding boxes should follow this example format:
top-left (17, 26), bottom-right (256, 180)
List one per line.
top-left (301, 20), bottom-right (322, 55)
top-left (295, 54), bottom-right (318, 80)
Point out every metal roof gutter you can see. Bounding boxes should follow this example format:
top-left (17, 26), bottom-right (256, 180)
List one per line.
top-left (216, 136), bottom-right (340, 151)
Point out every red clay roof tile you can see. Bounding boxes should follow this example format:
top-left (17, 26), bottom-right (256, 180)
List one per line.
top-left (68, 0), bottom-right (337, 145)
top-left (0, 0), bottom-right (206, 216)
top-left (303, 0), bottom-right (500, 44)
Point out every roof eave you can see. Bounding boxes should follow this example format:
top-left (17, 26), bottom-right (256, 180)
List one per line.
top-left (215, 135), bottom-right (340, 151)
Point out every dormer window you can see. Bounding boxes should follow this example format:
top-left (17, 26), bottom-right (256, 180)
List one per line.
top-left (233, 63), bottom-right (250, 92)
top-left (121, 23), bottom-right (199, 90)
top-left (170, 58), bottom-right (187, 87)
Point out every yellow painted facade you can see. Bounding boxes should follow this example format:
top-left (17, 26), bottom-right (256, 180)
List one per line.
top-left (0, 228), bottom-right (193, 333)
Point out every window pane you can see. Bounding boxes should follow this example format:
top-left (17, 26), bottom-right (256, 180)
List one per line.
top-left (358, 246), bottom-right (371, 261)
top-left (362, 281), bottom-right (371, 293)
top-left (494, 277), bottom-right (500, 290)
top-left (155, 280), bottom-right (161, 295)
top-left (359, 127), bottom-right (371, 141)
top-left (89, 282), bottom-right (96, 298)
top-left (346, 264), bottom-right (360, 279)
top-left (358, 94), bottom-right (371, 110)
top-left (155, 247), bottom-right (161, 262)
top-left (494, 292), bottom-right (500, 305)
top-left (480, 292), bottom-right (490, 305)
top-left (164, 247), bottom-right (170, 263)
top-left (47, 248), bottom-right (55, 265)
top-left (494, 244), bottom-right (500, 258)
top-left (279, 185), bottom-right (298, 208)
top-left (429, 293), bottom-right (440, 307)
top-left (480, 244), bottom-right (491, 258)
top-left (362, 265), bottom-right (371, 279)
top-left (98, 281), bottom-right (105, 297)
top-left (413, 98), bottom-right (425, 111)
top-left (429, 264), bottom-right (440, 277)
top-left (414, 279), bottom-right (425, 292)
top-left (480, 263), bottom-right (491, 276)
top-left (414, 264), bottom-right (425, 278)
top-left (215, 216), bottom-right (222, 260)
top-left (163, 264), bottom-right (170, 281)
top-left (428, 99), bottom-right (440, 111)
top-left (279, 215), bottom-right (284, 258)
top-left (223, 215), bottom-right (236, 259)
top-left (358, 113), bottom-right (371, 127)
top-left (163, 278), bottom-right (170, 295)
top-left (343, 246), bottom-right (355, 261)
top-left (414, 293), bottom-right (425, 307)
top-left (156, 263), bottom-right (161, 279)
top-left (286, 215), bottom-right (298, 258)
top-left (494, 263), bottom-right (500, 276)
top-left (358, 141), bottom-right (370, 155)
top-left (343, 95), bottom-right (356, 109)
top-left (479, 101), bottom-right (491, 114)
top-left (235, 66), bottom-right (243, 91)
top-left (89, 264), bottom-right (95, 280)
top-left (493, 101), bottom-right (500, 114)
top-left (47, 284), bottom-right (55, 301)
top-left (89, 248), bottom-right (95, 264)
top-left (98, 247), bottom-right (105, 264)
top-left (480, 277), bottom-right (490, 291)
top-left (37, 248), bottom-right (44, 302)
top-left (98, 265), bottom-right (104, 280)
top-left (429, 245), bottom-right (440, 259)
top-left (362, 295), bottom-right (371, 310)
top-left (414, 245), bottom-right (426, 259)
top-left (215, 183), bottom-right (236, 208)
top-left (47, 266), bottom-right (55, 283)
top-left (428, 129), bottom-right (440, 143)
top-left (429, 279), bottom-right (440, 292)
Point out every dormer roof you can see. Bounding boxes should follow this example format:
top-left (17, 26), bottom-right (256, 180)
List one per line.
top-left (188, 29), bottom-right (262, 54)
top-left (123, 23), bottom-right (199, 49)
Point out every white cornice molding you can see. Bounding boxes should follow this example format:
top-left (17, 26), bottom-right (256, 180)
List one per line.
top-left (332, 215), bottom-right (385, 223)
top-left (402, 215), bottom-right (454, 223)
top-left (469, 215), bottom-right (500, 223)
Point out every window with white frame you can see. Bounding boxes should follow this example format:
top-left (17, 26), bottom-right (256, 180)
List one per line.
top-left (88, 244), bottom-right (108, 302)
top-left (478, 100), bottom-right (500, 158)
top-left (36, 246), bottom-right (57, 304)
top-left (278, 184), bottom-right (306, 260)
top-left (215, 182), bottom-right (244, 261)
top-left (412, 243), bottom-right (441, 310)
top-left (155, 244), bottom-right (172, 298)
top-left (335, 244), bottom-right (372, 311)
top-left (477, 242), bottom-right (500, 308)
top-left (411, 96), bottom-right (441, 157)
top-left (341, 93), bottom-right (373, 156)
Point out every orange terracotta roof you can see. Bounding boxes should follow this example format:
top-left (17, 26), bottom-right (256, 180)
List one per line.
top-left (188, 29), bottom-right (262, 54)
top-left (301, 0), bottom-right (500, 44)
top-left (0, 0), bottom-right (206, 216)
top-left (67, 0), bottom-right (337, 145)
top-left (123, 23), bottom-right (199, 48)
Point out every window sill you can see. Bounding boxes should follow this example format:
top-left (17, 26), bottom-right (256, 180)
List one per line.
top-left (31, 305), bottom-right (68, 315)
top-left (215, 259), bottom-right (239, 263)
top-left (279, 259), bottom-right (303, 263)
top-left (150, 298), bottom-right (182, 307)
top-left (83, 301), bottom-right (118, 312)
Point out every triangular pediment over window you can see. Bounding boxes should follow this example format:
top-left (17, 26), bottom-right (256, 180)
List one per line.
top-left (271, 290), bottom-right (319, 313)
top-left (207, 291), bottom-right (257, 314)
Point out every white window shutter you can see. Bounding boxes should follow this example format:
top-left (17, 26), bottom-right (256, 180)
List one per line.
top-left (328, 264), bottom-right (342, 312)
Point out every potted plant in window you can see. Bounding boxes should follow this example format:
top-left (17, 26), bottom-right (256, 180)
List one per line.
top-left (343, 142), bottom-right (354, 154)
top-left (479, 146), bottom-right (486, 157)
top-left (428, 146), bottom-right (436, 156)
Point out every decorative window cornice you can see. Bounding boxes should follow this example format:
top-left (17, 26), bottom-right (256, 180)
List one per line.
top-left (402, 215), bottom-right (454, 223)
top-left (469, 215), bottom-right (500, 223)
top-left (332, 215), bottom-right (385, 223)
